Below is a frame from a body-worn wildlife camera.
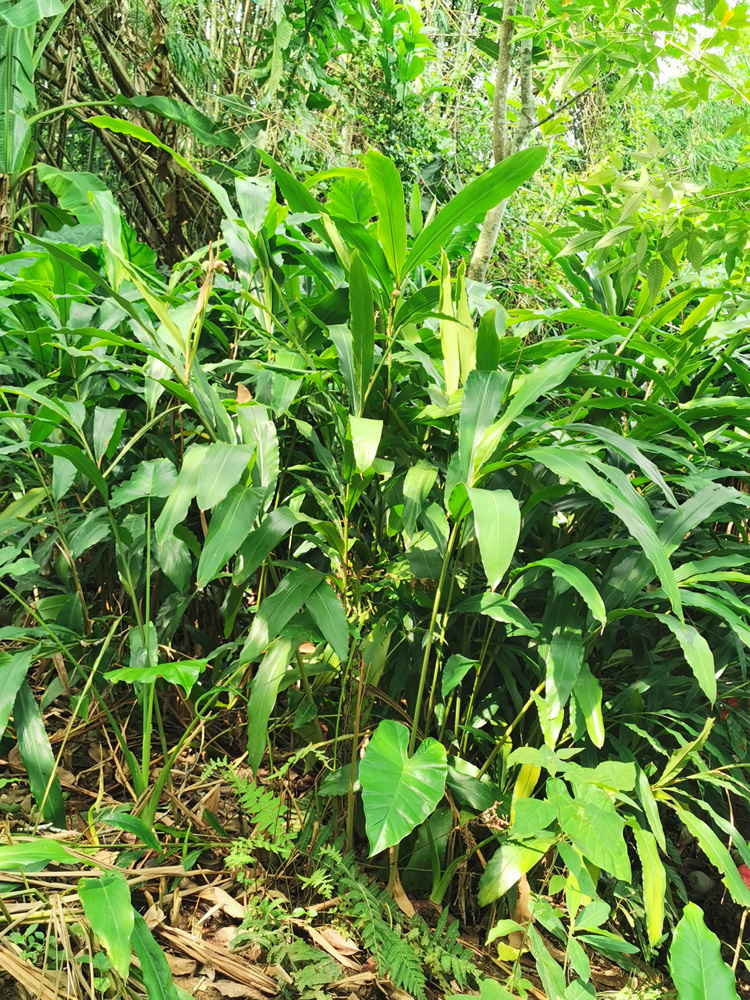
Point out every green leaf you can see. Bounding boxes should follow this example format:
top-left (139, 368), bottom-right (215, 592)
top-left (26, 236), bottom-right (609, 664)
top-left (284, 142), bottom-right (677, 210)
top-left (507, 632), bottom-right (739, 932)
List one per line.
top-left (349, 250), bottom-right (375, 416)
top-left (636, 769), bottom-right (666, 851)
top-left (0, 0), bottom-right (70, 27)
top-left (196, 484), bottom-right (264, 588)
top-left (0, 649), bottom-right (32, 739)
top-left (154, 446), bottom-right (205, 543)
top-left (0, 22), bottom-right (34, 174)
top-left (572, 664), bottom-right (605, 749)
top-left (550, 779), bottom-right (630, 881)
top-left (92, 406), bottom-right (126, 464)
top-left (13, 681), bottom-right (65, 828)
top-left (0, 838), bottom-right (85, 868)
top-left (196, 442), bottom-right (254, 510)
top-left (521, 559), bottom-right (606, 628)
top-left (89, 116), bottom-right (233, 218)
top-left (669, 903), bottom-right (738, 1000)
top-left (648, 257), bottom-right (664, 303)
top-left (132, 912), bottom-right (180, 1000)
top-left (105, 660), bottom-right (208, 698)
top-left (467, 488), bottom-right (520, 590)
top-left (441, 654), bottom-right (476, 700)
top-left (510, 798), bottom-right (557, 838)
top-left (240, 565), bottom-right (322, 664)
top-left (528, 926), bottom-right (566, 1000)
top-left (475, 350), bottom-right (586, 472)
top-left (403, 146), bottom-right (546, 277)
top-left (117, 94), bottom-right (235, 149)
top-left (246, 637), bottom-right (296, 771)
top-left (349, 416), bottom-right (382, 474)
top-left (237, 404), bottom-right (278, 507)
top-left (111, 459), bottom-right (178, 508)
top-left (306, 581), bottom-right (348, 660)
top-left (529, 446), bottom-right (682, 618)
top-left (409, 181), bottom-right (422, 238)
top-left (654, 613), bottom-right (715, 702)
top-left (94, 809), bottom-right (161, 853)
top-left (458, 370), bottom-right (508, 487)
top-left (327, 174), bottom-right (376, 225)
top-left (364, 149), bottom-right (407, 281)
top-left (402, 460), bottom-right (438, 540)
top-left (677, 809), bottom-right (750, 907)
top-left (544, 625), bottom-right (584, 718)
top-left (360, 720), bottom-right (447, 855)
top-left (42, 444), bottom-right (108, 499)
top-left (439, 251), bottom-right (460, 395)
top-left (453, 592), bottom-right (537, 635)
top-left (78, 871), bottom-right (134, 978)
top-left (233, 508), bottom-right (299, 588)
top-left (634, 827), bottom-right (665, 948)
top-left (478, 836), bottom-right (554, 906)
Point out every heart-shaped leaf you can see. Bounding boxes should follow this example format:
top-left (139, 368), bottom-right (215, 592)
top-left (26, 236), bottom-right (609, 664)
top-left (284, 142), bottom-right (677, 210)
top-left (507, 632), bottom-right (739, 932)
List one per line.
top-left (360, 720), bottom-right (447, 855)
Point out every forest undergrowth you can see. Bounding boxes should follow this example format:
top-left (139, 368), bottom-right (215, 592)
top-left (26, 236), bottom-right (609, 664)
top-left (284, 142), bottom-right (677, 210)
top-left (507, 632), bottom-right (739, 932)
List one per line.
top-left (3, 0), bottom-right (750, 999)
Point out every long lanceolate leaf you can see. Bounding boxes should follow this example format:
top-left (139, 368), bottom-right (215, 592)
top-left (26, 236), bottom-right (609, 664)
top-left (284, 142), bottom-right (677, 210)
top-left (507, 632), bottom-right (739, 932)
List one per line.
top-left (0, 23), bottom-right (35, 174)
top-left (529, 445), bottom-right (683, 619)
top-left (14, 681), bottom-right (65, 828)
top-left (402, 146), bottom-right (546, 277)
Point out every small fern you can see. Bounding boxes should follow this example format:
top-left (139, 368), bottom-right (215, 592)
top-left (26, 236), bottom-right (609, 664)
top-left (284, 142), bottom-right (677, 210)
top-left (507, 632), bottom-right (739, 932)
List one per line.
top-left (202, 757), bottom-right (295, 873)
top-left (317, 843), bottom-right (427, 999)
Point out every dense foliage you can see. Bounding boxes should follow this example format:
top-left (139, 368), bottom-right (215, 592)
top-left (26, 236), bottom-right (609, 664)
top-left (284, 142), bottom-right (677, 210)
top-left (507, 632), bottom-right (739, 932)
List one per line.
top-left (3, 0), bottom-right (750, 998)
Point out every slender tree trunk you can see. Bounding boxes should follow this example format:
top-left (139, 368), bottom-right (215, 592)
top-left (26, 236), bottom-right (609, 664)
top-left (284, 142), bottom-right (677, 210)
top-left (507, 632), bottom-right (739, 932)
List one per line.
top-left (468, 0), bottom-right (536, 282)
top-left (0, 175), bottom-right (11, 256)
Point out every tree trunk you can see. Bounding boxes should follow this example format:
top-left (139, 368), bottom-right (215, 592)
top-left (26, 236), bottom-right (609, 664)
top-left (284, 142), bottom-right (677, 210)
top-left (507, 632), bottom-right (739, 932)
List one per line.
top-left (468, 0), bottom-right (536, 282)
top-left (0, 175), bottom-right (11, 256)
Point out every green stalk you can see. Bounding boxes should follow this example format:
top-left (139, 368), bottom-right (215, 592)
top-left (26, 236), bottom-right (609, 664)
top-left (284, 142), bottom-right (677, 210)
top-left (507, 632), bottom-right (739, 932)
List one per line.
top-left (477, 679), bottom-right (546, 780)
top-left (345, 655), bottom-right (366, 852)
top-left (408, 519), bottom-right (461, 756)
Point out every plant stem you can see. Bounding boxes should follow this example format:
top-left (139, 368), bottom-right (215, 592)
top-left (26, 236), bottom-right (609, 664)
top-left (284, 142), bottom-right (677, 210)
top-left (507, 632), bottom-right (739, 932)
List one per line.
top-left (477, 679), bottom-right (545, 779)
top-left (345, 654), bottom-right (366, 852)
top-left (409, 518), bottom-right (461, 756)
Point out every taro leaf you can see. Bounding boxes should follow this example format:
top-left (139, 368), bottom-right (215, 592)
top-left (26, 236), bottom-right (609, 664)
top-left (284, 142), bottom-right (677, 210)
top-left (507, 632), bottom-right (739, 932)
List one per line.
top-left (78, 871), bottom-right (134, 978)
top-left (550, 779), bottom-right (630, 881)
top-left (360, 720), bottom-right (447, 855)
top-left (669, 903), bottom-right (739, 1000)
